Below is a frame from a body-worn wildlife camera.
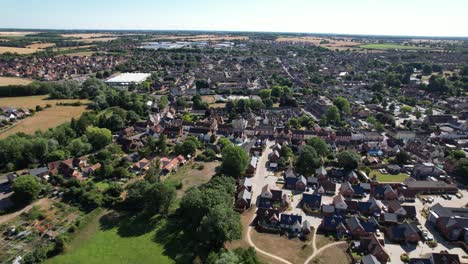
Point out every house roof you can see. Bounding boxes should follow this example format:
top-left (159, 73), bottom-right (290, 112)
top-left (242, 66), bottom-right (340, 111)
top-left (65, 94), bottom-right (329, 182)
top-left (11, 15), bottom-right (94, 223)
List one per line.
top-left (302, 193), bottom-right (322, 207)
top-left (431, 252), bottom-right (460, 264)
top-left (28, 167), bottom-right (49, 176)
top-left (361, 254), bottom-right (381, 264)
top-left (280, 214), bottom-right (302, 226)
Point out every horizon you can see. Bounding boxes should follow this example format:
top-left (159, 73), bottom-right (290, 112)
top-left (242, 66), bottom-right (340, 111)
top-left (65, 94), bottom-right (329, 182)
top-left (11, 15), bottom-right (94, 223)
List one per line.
top-left (2, 0), bottom-right (468, 38)
top-left (1, 27), bottom-right (468, 40)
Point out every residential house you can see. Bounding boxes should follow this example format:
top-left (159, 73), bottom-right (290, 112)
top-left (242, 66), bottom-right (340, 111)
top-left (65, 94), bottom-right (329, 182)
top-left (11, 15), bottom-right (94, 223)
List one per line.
top-left (280, 214), bottom-right (302, 233)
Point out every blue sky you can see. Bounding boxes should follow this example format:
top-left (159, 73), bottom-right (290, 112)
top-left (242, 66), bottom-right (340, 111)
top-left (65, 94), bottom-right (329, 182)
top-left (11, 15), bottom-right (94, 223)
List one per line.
top-left (1, 0), bottom-right (467, 37)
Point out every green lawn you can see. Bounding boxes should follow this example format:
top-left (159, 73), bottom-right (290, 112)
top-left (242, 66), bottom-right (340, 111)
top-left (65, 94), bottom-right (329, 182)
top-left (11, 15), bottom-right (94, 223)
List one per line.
top-left (360, 43), bottom-right (429, 50)
top-left (370, 170), bottom-right (409, 183)
top-left (45, 211), bottom-right (175, 264)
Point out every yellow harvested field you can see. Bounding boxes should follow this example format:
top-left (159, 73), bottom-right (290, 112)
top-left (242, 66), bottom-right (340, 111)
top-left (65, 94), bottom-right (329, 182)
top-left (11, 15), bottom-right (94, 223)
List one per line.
top-left (0, 46), bottom-right (37, 54)
top-left (0, 42), bottom-right (55, 54)
top-left (0, 77), bottom-right (33, 86)
top-left (0, 95), bottom-right (88, 108)
top-left (26, 42), bottom-right (56, 49)
top-left (77, 37), bottom-right (118, 43)
top-left (0, 95), bottom-right (89, 138)
top-left (153, 34), bottom-right (248, 41)
top-left (63, 51), bottom-right (95, 57)
top-left (61, 33), bottom-right (116, 39)
top-left (0, 105), bottom-right (88, 138)
top-left (276, 37), bottom-right (362, 50)
top-left (0, 31), bottom-right (38, 37)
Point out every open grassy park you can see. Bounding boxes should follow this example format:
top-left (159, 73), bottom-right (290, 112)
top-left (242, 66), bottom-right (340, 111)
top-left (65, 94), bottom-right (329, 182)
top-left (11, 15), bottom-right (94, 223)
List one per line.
top-left (359, 43), bottom-right (429, 50)
top-left (45, 211), bottom-right (175, 264)
top-left (370, 170), bottom-right (410, 183)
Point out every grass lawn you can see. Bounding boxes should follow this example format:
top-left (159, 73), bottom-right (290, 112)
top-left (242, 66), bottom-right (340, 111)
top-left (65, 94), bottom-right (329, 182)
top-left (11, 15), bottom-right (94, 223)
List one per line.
top-left (359, 43), bottom-right (429, 50)
top-left (163, 161), bottom-right (219, 197)
top-left (249, 229), bottom-right (313, 264)
top-left (315, 234), bottom-right (336, 249)
top-left (312, 243), bottom-right (351, 264)
top-left (370, 170), bottom-right (409, 183)
top-left (45, 211), bottom-right (175, 264)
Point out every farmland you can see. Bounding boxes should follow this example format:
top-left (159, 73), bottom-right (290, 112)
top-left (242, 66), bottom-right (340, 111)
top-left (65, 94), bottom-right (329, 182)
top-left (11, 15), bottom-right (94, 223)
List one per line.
top-left (276, 36), bottom-right (362, 50)
top-left (0, 77), bottom-right (33, 86)
top-left (359, 43), bottom-right (429, 50)
top-left (152, 34), bottom-right (248, 41)
top-left (0, 95), bottom-right (89, 138)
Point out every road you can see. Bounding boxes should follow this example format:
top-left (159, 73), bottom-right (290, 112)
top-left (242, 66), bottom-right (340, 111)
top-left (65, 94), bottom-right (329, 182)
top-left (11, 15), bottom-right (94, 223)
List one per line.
top-left (246, 140), bottom-right (345, 264)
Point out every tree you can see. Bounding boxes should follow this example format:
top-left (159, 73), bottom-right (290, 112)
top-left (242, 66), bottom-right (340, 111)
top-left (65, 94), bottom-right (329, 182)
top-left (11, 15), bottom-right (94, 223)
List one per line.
top-left (422, 64), bottom-right (432, 75)
top-left (85, 126), bottom-right (112, 150)
top-left (258, 89), bottom-right (271, 100)
top-left (12, 175), bottom-right (43, 204)
top-left (175, 138), bottom-right (198, 156)
top-left (125, 181), bottom-right (152, 210)
top-left (80, 189), bottom-right (103, 210)
top-left (395, 151), bottom-right (411, 164)
top-left (326, 105), bottom-right (341, 124)
top-left (158, 95), bottom-right (168, 110)
top-left (198, 205), bottom-right (242, 247)
top-left (296, 145), bottom-right (321, 176)
top-left (454, 159), bottom-right (468, 183)
top-left (333, 97), bottom-right (351, 117)
top-left (400, 105), bottom-right (413, 116)
top-left (337, 151), bottom-right (360, 170)
top-left (221, 145), bottom-right (249, 178)
top-left (144, 182), bottom-right (176, 216)
top-left (67, 138), bottom-right (92, 156)
top-left (307, 137), bottom-right (329, 157)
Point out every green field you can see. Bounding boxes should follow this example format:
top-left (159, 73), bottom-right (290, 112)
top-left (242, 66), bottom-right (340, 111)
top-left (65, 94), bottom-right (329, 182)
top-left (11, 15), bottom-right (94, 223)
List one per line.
top-left (360, 43), bottom-right (429, 50)
top-left (370, 170), bottom-right (409, 182)
top-left (45, 211), bottom-right (175, 264)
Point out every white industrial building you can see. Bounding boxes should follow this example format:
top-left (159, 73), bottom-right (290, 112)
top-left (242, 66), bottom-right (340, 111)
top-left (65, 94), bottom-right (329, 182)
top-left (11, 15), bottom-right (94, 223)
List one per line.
top-left (105, 73), bottom-right (151, 89)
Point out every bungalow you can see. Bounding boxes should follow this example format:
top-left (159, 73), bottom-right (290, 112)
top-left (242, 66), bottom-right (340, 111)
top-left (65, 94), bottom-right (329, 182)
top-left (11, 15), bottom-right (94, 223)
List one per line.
top-left (280, 214), bottom-right (302, 233)
top-left (160, 155), bottom-right (186, 175)
top-left (28, 167), bottom-right (49, 178)
top-left (133, 158), bottom-right (150, 173)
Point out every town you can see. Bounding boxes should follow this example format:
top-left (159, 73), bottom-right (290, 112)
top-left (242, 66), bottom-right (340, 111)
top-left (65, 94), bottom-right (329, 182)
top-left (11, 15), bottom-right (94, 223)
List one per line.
top-left (0, 22), bottom-right (467, 264)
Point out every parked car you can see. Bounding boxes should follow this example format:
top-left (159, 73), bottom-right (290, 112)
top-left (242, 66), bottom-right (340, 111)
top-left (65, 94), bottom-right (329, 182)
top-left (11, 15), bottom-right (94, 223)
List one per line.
top-left (426, 197), bottom-right (434, 203)
top-left (455, 193), bottom-right (463, 199)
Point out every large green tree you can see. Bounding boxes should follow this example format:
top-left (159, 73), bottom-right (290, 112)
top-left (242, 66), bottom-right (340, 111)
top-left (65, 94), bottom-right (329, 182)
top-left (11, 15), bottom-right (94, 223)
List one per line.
top-left (337, 150), bottom-right (360, 170)
top-left (221, 145), bottom-right (249, 178)
top-left (12, 175), bottom-right (43, 205)
top-left (85, 126), bottom-right (112, 150)
top-left (296, 145), bottom-right (321, 176)
top-left (307, 137), bottom-right (329, 157)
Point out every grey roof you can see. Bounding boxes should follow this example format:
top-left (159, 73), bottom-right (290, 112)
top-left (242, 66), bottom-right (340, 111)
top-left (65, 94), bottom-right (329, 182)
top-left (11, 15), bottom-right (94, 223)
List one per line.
top-left (28, 167), bottom-right (49, 176)
top-left (237, 190), bottom-right (252, 201)
top-left (361, 255), bottom-right (381, 264)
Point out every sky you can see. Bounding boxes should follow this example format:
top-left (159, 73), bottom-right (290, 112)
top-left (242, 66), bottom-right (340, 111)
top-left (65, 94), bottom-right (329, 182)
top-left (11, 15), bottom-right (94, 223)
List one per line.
top-left (1, 0), bottom-right (467, 37)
